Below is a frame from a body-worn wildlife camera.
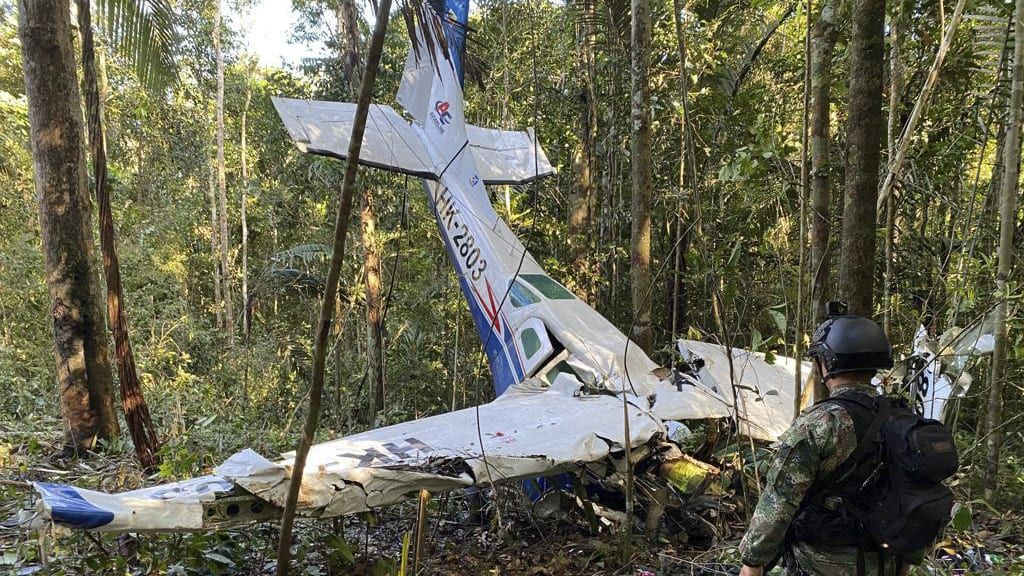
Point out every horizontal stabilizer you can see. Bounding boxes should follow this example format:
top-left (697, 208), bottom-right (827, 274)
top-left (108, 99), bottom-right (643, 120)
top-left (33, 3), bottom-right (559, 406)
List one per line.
top-left (272, 97), bottom-right (437, 179)
top-left (467, 124), bottom-right (555, 184)
top-left (272, 97), bottom-right (556, 185)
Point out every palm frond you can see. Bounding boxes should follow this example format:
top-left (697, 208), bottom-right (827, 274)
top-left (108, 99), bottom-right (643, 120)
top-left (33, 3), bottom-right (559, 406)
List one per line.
top-left (565, 0), bottom-right (630, 50)
top-left (270, 244), bottom-right (332, 267)
top-left (94, 0), bottom-right (178, 91)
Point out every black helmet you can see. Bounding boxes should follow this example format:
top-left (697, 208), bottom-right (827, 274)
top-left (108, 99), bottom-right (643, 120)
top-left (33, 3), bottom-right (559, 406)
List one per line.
top-left (807, 314), bottom-right (893, 376)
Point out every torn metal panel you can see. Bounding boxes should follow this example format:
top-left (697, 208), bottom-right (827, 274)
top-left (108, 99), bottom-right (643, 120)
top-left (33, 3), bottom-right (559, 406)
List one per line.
top-left (31, 476), bottom-right (237, 532)
top-left (226, 384), bottom-right (663, 513)
top-left (904, 317), bottom-right (996, 422)
top-left (677, 340), bottom-right (809, 441)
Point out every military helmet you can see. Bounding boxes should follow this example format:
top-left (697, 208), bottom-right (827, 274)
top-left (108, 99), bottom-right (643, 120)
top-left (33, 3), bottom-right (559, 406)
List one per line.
top-left (807, 312), bottom-right (893, 376)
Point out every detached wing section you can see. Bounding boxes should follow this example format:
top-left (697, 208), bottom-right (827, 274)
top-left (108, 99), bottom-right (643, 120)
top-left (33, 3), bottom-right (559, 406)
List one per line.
top-left (272, 97), bottom-right (555, 185)
top-left (27, 386), bottom-right (660, 532)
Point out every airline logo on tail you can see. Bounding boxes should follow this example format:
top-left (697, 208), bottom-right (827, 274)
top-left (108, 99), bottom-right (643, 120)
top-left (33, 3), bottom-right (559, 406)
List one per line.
top-left (434, 101), bottom-right (452, 125)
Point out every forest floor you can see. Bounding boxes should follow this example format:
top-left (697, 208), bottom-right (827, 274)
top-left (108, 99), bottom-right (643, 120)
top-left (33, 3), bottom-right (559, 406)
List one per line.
top-left (2, 418), bottom-right (1023, 575)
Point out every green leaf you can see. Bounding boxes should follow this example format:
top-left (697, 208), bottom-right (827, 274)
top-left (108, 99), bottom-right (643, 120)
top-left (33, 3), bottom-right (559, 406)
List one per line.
top-left (950, 503), bottom-right (972, 531)
top-left (768, 309), bottom-right (786, 334)
top-left (328, 535), bottom-right (355, 565)
top-left (204, 552), bottom-right (234, 566)
top-left (93, 0), bottom-right (179, 91)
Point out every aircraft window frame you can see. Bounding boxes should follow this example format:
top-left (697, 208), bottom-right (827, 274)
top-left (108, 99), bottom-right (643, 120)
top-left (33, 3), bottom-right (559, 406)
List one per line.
top-left (537, 350), bottom-right (577, 386)
top-left (520, 274), bottom-right (575, 300)
top-left (520, 327), bottom-right (542, 358)
top-left (508, 279), bottom-right (541, 308)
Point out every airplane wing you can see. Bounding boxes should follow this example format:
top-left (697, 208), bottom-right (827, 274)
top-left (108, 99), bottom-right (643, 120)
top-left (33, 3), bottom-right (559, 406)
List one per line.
top-left (26, 383), bottom-right (662, 532)
top-left (272, 97), bottom-right (555, 185)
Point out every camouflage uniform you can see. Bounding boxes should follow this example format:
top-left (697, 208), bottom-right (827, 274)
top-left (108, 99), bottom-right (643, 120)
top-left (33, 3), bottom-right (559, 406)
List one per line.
top-left (738, 381), bottom-right (901, 576)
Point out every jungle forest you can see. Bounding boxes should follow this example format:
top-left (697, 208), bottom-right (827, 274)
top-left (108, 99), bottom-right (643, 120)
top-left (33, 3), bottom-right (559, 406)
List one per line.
top-left (0, 0), bottom-right (1022, 573)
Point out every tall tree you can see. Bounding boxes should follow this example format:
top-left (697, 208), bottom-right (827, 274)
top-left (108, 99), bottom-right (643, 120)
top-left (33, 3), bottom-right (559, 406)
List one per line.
top-left (336, 0), bottom-right (385, 419)
top-left (630, 0), bottom-right (653, 353)
top-left (76, 0), bottom-right (160, 469)
top-left (984, 0), bottom-right (1024, 501)
top-left (568, 0), bottom-right (598, 305)
top-left (208, 151), bottom-right (223, 328)
top-left (275, 1), bottom-right (393, 572)
top-left (876, 0), bottom-right (969, 211)
top-left (18, 0), bottom-right (119, 452)
top-left (883, 0), bottom-right (904, 337)
top-left (214, 0), bottom-right (234, 346)
top-left (241, 59), bottom-right (253, 340)
top-left (839, 0), bottom-right (885, 316)
top-left (808, 0), bottom-right (838, 322)
top-left (670, 0), bottom-right (695, 337)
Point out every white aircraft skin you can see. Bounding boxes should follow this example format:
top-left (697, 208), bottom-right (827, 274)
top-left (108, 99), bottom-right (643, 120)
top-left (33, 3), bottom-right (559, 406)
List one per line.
top-left (20, 3), bottom-right (811, 534)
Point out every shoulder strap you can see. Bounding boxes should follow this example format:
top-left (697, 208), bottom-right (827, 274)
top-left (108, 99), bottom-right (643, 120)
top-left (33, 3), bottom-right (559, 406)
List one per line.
top-left (818, 394), bottom-right (890, 488)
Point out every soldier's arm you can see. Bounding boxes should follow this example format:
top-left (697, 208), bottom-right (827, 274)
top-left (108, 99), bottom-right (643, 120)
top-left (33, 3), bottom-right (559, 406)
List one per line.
top-left (738, 408), bottom-right (841, 567)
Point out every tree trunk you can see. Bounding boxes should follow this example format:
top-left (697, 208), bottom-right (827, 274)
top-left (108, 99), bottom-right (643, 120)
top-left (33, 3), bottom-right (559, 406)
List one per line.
top-left (984, 119), bottom-right (1008, 253)
top-left (569, 0), bottom-right (598, 305)
top-left (670, 0), bottom-right (695, 338)
top-left (630, 0), bottom-right (653, 353)
top-left (208, 153), bottom-right (223, 328)
top-left (808, 0), bottom-right (838, 323)
top-left (19, 0), bottom-right (119, 452)
top-left (876, 0), bottom-right (969, 211)
top-left (839, 0), bottom-right (885, 316)
top-left (795, 0), bottom-right (812, 420)
top-left (336, 0), bottom-right (384, 419)
top-left (241, 64), bottom-right (252, 341)
top-left (214, 0), bottom-right (233, 347)
top-left (883, 0), bottom-right (905, 337)
top-left (984, 0), bottom-right (1024, 501)
top-left (275, 2), bottom-right (393, 572)
top-left (76, 0), bottom-right (159, 469)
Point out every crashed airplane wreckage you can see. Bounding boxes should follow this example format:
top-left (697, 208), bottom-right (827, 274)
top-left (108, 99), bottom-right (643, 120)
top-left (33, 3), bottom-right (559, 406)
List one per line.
top-left (24, 2), bottom-right (808, 534)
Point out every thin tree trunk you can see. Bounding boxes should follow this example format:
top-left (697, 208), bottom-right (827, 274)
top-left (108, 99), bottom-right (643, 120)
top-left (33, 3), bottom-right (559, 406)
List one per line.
top-left (362, 188), bottom-right (384, 419)
top-left (275, 2), bottom-right (392, 572)
top-left (215, 0), bottom-right (233, 347)
top-left (984, 0), bottom-right (1024, 501)
top-left (336, 0), bottom-right (385, 419)
top-left (76, 0), bottom-right (159, 469)
top-left (241, 65), bottom-right (252, 341)
top-left (883, 0), bottom-right (905, 337)
top-left (19, 0), bottom-right (119, 452)
top-left (809, 0), bottom-right (838, 323)
top-left (630, 0), bottom-right (653, 353)
top-left (795, 0), bottom-right (812, 420)
top-left (670, 0), bottom-right (694, 338)
top-left (569, 0), bottom-right (598, 305)
top-left (876, 0), bottom-right (969, 211)
top-left (208, 153), bottom-right (222, 328)
top-left (839, 0), bottom-right (886, 316)
top-left (984, 120), bottom-right (1008, 253)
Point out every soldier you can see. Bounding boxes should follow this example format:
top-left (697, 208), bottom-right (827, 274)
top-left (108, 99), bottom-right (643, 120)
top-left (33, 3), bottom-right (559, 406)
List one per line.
top-left (738, 312), bottom-right (919, 576)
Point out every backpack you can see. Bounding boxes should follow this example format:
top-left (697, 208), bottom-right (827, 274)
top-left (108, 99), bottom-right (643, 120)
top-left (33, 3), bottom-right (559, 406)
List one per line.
top-left (791, 391), bottom-right (959, 570)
